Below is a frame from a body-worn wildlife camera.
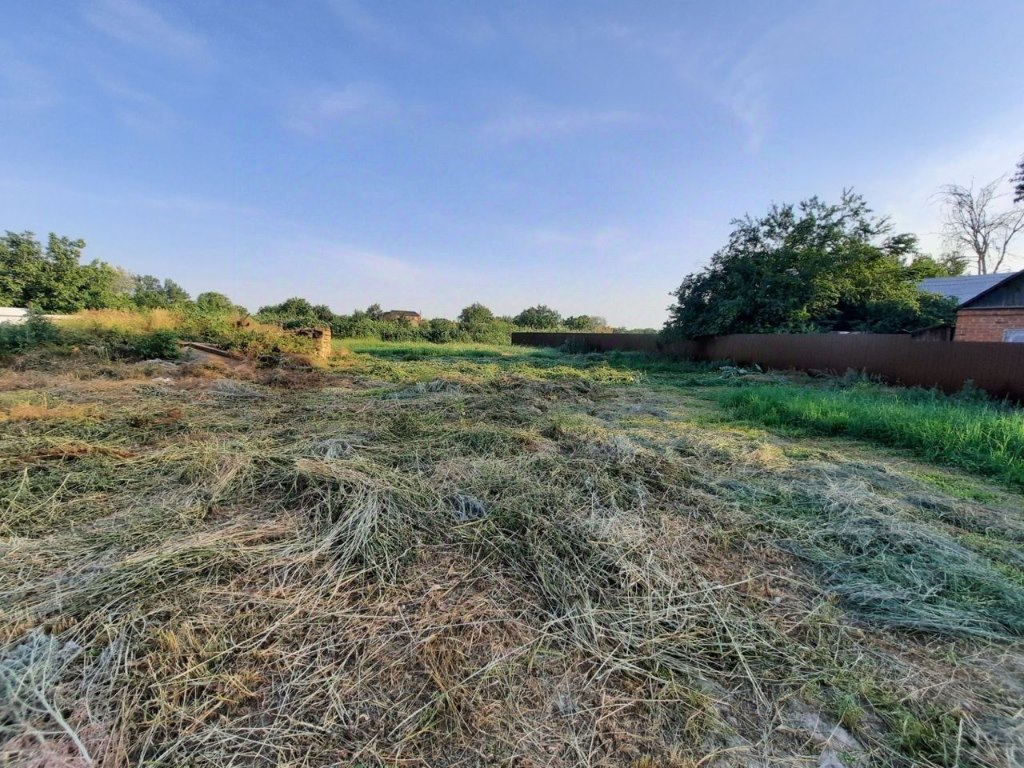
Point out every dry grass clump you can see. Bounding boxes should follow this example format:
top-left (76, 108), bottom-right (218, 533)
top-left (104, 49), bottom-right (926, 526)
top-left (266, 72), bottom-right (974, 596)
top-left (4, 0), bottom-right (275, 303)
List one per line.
top-left (0, 400), bottom-right (96, 422)
top-left (57, 308), bottom-right (183, 333)
top-left (1, 343), bottom-right (1022, 767)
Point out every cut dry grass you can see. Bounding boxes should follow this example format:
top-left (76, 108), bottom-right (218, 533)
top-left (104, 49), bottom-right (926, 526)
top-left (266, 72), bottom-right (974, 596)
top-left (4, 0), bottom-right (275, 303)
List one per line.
top-left (1, 343), bottom-right (1021, 767)
top-left (0, 401), bottom-right (96, 422)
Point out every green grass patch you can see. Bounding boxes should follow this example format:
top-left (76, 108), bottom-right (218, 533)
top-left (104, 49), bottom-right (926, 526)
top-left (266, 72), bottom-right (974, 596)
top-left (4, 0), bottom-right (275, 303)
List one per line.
top-left (335, 338), bottom-right (548, 359)
top-left (334, 339), bottom-right (645, 385)
top-left (912, 471), bottom-right (1003, 504)
top-left (719, 385), bottom-right (1024, 489)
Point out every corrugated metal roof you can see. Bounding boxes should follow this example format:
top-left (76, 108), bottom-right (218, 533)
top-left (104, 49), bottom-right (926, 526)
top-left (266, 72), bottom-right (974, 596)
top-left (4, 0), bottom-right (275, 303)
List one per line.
top-left (918, 273), bottom-right (1016, 304)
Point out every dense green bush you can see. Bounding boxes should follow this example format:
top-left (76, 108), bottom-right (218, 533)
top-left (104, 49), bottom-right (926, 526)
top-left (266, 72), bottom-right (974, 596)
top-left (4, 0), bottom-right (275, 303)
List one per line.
top-left (422, 318), bottom-right (465, 344)
top-left (0, 231), bottom-right (211, 314)
top-left (0, 312), bottom-right (59, 354)
top-left (129, 330), bottom-right (182, 359)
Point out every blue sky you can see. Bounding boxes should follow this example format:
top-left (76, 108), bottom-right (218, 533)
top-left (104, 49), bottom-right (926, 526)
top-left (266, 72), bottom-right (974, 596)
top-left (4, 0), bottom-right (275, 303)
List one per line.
top-left (2, 0), bottom-right (1022, 327)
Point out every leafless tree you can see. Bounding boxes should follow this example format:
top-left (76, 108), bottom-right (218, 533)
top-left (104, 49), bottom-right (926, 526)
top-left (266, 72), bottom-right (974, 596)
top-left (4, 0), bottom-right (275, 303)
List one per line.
top-left (938, 177), bottom-right (1024, 274)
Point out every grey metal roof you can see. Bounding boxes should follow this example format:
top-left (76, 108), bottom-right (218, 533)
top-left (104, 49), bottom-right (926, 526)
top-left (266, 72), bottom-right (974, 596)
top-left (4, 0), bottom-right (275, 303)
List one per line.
top-left (917, 273), bottom-right (1017, 304)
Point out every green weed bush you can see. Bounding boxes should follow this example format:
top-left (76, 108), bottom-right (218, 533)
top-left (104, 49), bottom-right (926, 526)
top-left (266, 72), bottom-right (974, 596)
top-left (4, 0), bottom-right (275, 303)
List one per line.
top-left (0, 312), bottom-right (59, 355)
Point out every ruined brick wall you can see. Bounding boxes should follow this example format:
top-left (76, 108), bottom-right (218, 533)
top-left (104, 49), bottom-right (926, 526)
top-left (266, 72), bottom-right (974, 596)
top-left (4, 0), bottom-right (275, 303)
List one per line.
top-left (293, 326), bottom-right (332, 359)
top-left (954, 309), bottom-right (1024, 342)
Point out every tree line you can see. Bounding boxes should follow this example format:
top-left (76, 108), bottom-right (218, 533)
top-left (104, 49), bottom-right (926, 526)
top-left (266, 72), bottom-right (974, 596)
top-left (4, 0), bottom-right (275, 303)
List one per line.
top-left (253, 298), bottom-right (614, 344)
top-left (0, 230), bottom-right (612, 342)
top-left (7, 157), bottom-right (1021, 342)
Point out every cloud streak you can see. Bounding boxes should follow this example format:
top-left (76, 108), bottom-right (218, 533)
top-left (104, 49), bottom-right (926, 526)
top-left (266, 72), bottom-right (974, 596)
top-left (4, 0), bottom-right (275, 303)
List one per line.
top-left (596, 7), bottom-right (848, 153)
top-left (84, 0), bottom-right (211, 65)
top-left (283, 83), bottom-right (398, 136)
top-left (325, 0), bottom-right (409, 51)
top-left (96, 78), bottom-right (184, 137)
top-left (316, 244), bottom-right (426, 286)
top-left (483, 106), bottom-right (644, 141)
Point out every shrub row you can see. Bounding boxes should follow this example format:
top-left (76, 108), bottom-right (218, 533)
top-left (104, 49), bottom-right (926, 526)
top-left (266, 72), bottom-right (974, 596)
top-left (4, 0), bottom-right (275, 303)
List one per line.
top-left (1, 310), bottom-right (319, 361)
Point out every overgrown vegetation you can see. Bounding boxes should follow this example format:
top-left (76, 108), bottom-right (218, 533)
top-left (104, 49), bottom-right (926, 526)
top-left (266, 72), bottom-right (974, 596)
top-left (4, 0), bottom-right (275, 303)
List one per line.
top-left (1, 341), bottom-right (1021, 767)
top-left (0, 310), bottom-right (59, 355)
top-left (0, 309), bottom-right (320, 362)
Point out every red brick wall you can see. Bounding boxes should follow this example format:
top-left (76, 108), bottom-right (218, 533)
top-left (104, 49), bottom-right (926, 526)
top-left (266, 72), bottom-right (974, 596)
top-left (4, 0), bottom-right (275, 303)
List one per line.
top-left (955, 309), bottom-right (1024, 342)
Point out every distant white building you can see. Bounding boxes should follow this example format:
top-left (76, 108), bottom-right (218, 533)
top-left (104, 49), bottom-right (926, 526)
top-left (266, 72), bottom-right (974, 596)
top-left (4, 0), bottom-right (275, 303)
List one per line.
top-left (0, 307), bottom-right (29, 325)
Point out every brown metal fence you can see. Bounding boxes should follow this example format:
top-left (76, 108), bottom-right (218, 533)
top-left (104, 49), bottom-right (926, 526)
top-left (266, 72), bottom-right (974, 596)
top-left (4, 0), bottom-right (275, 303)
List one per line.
top-left (511, 332), bottom-right (1024, 400)
top-left (510, 332), bottom-right (660, 353)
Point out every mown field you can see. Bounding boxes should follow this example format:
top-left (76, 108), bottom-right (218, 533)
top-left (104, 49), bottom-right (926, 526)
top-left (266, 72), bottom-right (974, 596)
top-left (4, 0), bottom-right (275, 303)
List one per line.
top-left (1, 339), bottom-right (1023, 767)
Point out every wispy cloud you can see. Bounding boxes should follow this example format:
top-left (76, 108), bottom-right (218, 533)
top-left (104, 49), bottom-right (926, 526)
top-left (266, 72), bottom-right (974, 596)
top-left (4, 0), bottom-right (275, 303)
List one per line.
top-left (325, 0), bottom-right (408, 51)
top-left (483, 105), bottom-right (644, 141)
top-left (315, 244), bottom-right (425, 286)
top-left (137, 193), bottom-right (262, 219)
top-left (520, 223), bottom-right (672, 267)
top-left (600, 24), bottom-right (772, 152)
top-left (283, 83), bottom-right (397, 136)
top-left (526, 225), bottom-right (630, 251)
top-left (709, 53), bottom-right (771, 153)
top-left (0, 173), bottom-right (264, 220)
top-left (96, 78), bottom-right (183, 137)
top-left (84, 0), bottom-right (211, 65)
top-left (597, 8), bottom-right (846, 153)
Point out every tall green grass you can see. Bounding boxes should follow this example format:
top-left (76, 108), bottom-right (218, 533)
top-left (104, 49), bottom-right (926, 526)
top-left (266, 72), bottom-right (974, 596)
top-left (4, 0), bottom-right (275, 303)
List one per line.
top-left (719, 385), bottom-right (1024, 488)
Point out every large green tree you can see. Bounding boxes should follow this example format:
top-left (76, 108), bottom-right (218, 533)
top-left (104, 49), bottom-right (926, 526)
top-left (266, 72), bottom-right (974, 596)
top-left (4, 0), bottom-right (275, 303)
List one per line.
top-left (0, 231), bottom-right (134, 312)
top-left (564, 314), bottom-right (607, 331)
top-left (457, 302), bottom-right (495, 327)
top-left (513, 304), bottom-right (562, 328)
top-left (664, 192), bottom-right (959, 338)
top-left (255, 297), bottom-right (335, 327)
top-left (132, 275), bottom-right (191, 309)
top-left (195, 291), bottom-right (247, 315)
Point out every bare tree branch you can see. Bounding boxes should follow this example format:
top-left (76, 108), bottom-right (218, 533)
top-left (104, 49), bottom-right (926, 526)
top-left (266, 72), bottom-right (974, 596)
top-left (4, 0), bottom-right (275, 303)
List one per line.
top-left (1013, 156), bottom-right (1024, 204)
top-left (939, 177), bottom-right (1023, 274)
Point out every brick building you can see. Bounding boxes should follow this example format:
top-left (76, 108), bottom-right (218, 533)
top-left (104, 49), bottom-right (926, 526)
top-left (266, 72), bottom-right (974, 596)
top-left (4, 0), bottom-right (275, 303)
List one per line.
top-left (381, 310), bottom-right (422, 326)
top-left (919, 271), bottom-right (1024, 342)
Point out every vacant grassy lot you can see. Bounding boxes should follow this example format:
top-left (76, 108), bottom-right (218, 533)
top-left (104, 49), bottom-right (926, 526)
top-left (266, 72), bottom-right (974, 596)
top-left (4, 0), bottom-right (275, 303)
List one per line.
top-left (2, 340), bottom-right (1022, 767)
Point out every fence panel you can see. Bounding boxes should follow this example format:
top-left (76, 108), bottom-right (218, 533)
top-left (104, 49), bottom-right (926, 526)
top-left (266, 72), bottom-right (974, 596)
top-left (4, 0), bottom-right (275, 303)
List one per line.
top-left (512, 332), bottom-right (1024, 400)
top-left (510, 332), bottom-right (659, 353)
